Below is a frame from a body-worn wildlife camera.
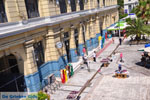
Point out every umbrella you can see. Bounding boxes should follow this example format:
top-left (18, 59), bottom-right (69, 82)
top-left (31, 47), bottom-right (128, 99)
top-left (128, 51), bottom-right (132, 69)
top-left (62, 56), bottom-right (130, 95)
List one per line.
top-left (144, 47), bottom-right (150, 52)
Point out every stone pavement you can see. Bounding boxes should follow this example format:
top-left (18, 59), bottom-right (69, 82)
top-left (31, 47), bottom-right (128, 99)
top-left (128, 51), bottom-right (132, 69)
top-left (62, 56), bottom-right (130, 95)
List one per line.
top-left (83, 38), bottom-right (150, 100)
top-left (50, 37), bottom-right (120, 100)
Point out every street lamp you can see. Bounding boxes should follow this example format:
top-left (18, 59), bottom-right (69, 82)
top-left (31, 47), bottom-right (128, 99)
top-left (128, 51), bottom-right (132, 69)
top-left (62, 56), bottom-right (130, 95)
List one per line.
top-left (118, 19), bottom-right (121, 38)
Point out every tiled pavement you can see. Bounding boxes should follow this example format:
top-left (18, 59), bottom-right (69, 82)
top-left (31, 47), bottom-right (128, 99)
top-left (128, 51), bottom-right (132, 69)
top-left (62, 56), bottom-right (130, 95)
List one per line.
top-left (83, 38), bottom-right (150, 100)
top-left (50, 38), bottom-right (120, 100)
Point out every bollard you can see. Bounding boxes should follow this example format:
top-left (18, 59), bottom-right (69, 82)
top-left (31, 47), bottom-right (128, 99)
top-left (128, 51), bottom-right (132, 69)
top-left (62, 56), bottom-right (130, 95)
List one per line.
top-left (70, 65), bottom-right (74, 76)
top-left (61, 70), bottom-right (65, 83)
top-left (68, 66), bottom-right (71, 78)
top-left (64, 69), bottom-right (68, 82)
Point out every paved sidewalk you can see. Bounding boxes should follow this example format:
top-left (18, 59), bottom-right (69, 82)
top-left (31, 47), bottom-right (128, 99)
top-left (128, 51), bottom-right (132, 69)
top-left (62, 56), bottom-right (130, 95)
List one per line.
top-left (83, 38), bottom-right (150, 100)
top-left (50, 37), bottom-right (120, 100)
top-left (71, 38), bottom-right (113, 72)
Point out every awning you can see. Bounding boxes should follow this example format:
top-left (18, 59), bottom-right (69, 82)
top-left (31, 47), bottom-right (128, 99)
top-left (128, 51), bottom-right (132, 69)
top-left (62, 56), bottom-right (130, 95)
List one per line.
top-left (144, 47), bottom-right (150, 52)
top-left (107, 21), bottom-right (129, 31)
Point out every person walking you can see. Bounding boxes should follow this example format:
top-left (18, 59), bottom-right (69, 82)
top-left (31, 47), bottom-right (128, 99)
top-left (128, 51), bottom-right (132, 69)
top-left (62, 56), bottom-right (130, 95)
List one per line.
top-left (93, 51), bottom-right (96, 62)
top-left (120, 52), bottom-right (123, 62)
top-left (83, 54), bottom-right (90, 72)
top-left (118, 64), bottom-right (122, 72)
top-left (119, 38), bottom-right (122, 45)
top-left (112, 37), bottom-right (114, 44)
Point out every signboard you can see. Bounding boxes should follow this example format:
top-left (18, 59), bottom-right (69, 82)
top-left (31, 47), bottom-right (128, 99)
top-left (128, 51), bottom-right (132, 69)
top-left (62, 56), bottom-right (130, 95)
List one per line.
top-left (98, 36), bottom-right (102, 41)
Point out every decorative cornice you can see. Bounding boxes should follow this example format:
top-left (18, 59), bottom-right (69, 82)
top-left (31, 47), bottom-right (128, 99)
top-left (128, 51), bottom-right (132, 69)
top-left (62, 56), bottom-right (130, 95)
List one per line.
top-left (0, 5), bottom-right (119, 39)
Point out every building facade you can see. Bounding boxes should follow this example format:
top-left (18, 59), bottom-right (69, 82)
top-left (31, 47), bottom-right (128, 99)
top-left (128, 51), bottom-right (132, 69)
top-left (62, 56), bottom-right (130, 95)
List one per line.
top-left (124, 0), bottom-right (138, 14)
top-left (0, 0), bottom-right (119, 92)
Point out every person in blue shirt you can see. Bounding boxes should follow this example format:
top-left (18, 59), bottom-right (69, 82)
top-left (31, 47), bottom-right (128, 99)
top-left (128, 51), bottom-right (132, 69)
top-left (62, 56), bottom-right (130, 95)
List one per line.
top-left (118, 64), bottom-right (122, 72)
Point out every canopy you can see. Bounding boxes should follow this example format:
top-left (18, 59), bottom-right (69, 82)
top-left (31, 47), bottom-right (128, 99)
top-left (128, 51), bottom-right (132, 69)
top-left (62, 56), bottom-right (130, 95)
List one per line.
top-left (145, 44), bottom-right (150, 48)
top-left (137, 48), bottom-right (144, 51)
top-left (107, 21), bottom-right (129, 31)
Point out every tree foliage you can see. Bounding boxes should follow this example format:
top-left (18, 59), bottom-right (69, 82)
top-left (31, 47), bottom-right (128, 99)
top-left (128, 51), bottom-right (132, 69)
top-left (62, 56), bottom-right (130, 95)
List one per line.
top-left (125, 18), bottom-right (150, 40)
top-left (134, 0), bottom-right (150, 24)
top-left (117, 0), bottom-right (125, 19)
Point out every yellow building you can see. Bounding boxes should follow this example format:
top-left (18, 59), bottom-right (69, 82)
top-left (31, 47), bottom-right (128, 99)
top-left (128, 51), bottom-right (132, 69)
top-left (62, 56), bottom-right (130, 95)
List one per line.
top-left (0, 0), bottom-right (119, 92)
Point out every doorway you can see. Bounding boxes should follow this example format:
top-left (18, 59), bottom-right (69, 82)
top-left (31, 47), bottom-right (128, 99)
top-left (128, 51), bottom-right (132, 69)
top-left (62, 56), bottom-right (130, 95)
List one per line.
top-left (74, 29), bottom-right (80, 56)
top-left (64, 32), bottom-right (71, 62)
top-left (0, 54), bottom-right (26, 92)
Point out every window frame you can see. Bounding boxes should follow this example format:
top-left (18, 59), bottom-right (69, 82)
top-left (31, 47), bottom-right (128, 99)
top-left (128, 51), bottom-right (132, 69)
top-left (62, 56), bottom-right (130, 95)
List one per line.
top-left (0, 0), bottom-right (7, 23)
top-left (25, 0), bottom-right (40, 18)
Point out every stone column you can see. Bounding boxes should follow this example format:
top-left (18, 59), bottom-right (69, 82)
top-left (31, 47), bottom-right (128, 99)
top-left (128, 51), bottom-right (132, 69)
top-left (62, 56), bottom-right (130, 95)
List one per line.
top-left (100, 0), bottom-right (103, 7)
top-left (24, 40), bottom-right (41, 92)
top-left (85, 22), bottom-right (92, 51)
top-left (95, 16), bottom-right (101, 46)
top-left (78, 24), bottom-right (84, 56)
top-left (76, 2), bottom-right (80, 11)
top-left (91, 19), bottom-right (97, 48)
top-left (110, 14), bottom-right (112, 25)
top-left (90, 0), bottom-right (94, 9)
top-left (67, 3), bottom-right (72, 13)
top-left (46, 28), bottom-right (65, 75)
top-left (69, 28), bottom-right (78, 62)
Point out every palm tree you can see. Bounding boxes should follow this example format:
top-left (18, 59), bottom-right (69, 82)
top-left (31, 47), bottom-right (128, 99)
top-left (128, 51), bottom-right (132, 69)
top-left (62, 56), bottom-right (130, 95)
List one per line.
top-left (134, 0), bottom-right (150, 24)
top-left (125, 18), bottom-right (150, 43)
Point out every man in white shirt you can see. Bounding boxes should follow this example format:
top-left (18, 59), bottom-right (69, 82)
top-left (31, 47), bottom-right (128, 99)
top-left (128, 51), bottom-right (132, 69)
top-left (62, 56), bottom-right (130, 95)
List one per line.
top-left (93, 51), bottom-right (96, 62)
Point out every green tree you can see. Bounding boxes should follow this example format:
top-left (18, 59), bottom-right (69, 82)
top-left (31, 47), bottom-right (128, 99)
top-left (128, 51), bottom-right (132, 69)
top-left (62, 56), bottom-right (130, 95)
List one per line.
top-left (134, 0), bottom-right (150, 24)
top-left (125, 18), bottom-right (150, 41)
top-left (117, 0), bottom-right (125, 19)
top-left (38, 91), bottom-right (50, 100)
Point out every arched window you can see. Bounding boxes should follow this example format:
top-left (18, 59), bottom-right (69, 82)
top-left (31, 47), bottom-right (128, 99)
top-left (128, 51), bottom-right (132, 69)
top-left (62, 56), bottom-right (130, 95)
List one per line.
top-left (0, 0), bottom-right (7, 23)
top-left (25, 0), bottom-right (39, 18)
top-left (70, 0), bottom-right (76, 11)
top-left (59, 0), bottom-right (67, 13)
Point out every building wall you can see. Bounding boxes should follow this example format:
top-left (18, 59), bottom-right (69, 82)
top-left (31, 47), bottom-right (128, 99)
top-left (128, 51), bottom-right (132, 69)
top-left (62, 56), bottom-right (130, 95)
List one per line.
top-left (124, 0), bottom-right (139, 14)
top-left (0, 0), bottom-right (119, 92)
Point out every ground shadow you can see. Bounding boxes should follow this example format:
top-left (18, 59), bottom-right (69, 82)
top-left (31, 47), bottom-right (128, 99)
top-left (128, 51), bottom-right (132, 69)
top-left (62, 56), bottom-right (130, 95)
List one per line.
top-left (135, 62), bottom-right (150, 69)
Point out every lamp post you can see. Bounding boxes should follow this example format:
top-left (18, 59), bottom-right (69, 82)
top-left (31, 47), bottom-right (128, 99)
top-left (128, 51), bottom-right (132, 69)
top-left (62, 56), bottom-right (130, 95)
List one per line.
top-left (119, 19), bottom-right (121, 38)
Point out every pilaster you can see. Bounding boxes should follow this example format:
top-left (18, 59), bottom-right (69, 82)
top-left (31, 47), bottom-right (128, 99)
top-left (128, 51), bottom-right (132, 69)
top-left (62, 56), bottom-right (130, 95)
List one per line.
top-left (69, 27), bottom-right (78, 62)
top-left (24, 40), bottom-right (38, 75)
top-left (69, 28), bottom-right (76, 49)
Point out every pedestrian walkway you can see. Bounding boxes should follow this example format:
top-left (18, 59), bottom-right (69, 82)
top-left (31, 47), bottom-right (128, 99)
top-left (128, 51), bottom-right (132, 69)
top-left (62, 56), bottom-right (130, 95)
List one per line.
top-left (71, 38), bottom-right (113, 72)
top-left (83, 37), bottom-right (150, 100)
top-left (50, 37), bottom-right (119, 100)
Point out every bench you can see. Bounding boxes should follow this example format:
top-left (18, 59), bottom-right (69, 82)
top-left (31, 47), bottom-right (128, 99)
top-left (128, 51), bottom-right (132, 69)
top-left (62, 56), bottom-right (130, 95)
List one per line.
top-left (115, 73), bottom-right (127, 78)
top-left (43, 74), bottom-right (60, 94)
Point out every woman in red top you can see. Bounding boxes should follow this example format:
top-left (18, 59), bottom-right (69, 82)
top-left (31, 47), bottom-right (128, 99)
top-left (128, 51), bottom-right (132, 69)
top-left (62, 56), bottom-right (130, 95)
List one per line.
top-left (82, 47), bottom-right (86, 54)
